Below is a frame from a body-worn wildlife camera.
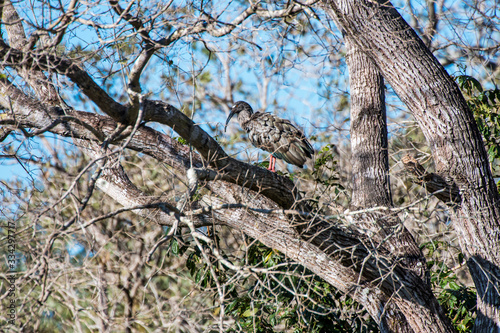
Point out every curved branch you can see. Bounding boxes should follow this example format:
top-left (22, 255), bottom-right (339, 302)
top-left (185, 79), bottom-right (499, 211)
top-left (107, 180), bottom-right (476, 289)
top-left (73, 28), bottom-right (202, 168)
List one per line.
top-left (0, 39), bottom-right (127, 122)
top-left (142, 99), bottom-right (306, 210)
top-left (81, 142), bottom-right (213, 228)
top-left (1, 72), bottom-right (454, 331)
top-left (202, 181), bottom-right (447, 331)
top-left (0, 75), bottom-right (303, 209)
top-left (1, 0), bottom-right (61, 106)
top-left (324, 0), bottom-right (500, 328)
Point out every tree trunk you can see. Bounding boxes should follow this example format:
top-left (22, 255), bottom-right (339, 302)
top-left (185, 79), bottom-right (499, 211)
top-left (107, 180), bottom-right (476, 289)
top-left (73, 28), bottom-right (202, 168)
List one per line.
top-left (324, 0), bottom-right (500, 331)
top-left (345, 35), bottom-right (454, 332)
top-left (347, 37), bottom-right (391, 209)
top-left (0, 75), bottom-right (454, 332)
top-left (2, 0), bottom-right (498, 331)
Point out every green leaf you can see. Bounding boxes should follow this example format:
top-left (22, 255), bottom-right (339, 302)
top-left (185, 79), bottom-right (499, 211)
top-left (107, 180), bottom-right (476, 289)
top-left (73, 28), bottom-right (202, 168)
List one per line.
top-left (195, 270), bottom-right (204, 284)
top-left (264, 251), bottom-right (273, 264)
top-left (242, 308), bottom-right (257, 317)
top-left (176, 137), bottom-right (188, 145)
top-left (171, 238), bottom-right (179, 255)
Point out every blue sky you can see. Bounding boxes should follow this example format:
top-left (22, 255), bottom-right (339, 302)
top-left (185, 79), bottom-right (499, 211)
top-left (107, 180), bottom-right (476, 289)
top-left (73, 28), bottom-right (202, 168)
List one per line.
top-left (1, 0), bottom-right (498, 181)
top-left (1, 0), bottom-right (498, 269)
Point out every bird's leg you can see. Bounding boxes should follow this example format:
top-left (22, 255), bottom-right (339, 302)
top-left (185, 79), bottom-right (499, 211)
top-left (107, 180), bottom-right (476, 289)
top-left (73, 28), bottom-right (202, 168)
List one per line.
top-left (268, 155), bottom-right (276, 172)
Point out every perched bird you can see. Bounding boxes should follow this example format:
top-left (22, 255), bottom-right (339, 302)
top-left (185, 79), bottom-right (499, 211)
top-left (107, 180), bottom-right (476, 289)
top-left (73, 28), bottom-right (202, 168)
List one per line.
top-left (224, 101), bottom-right (314, 172)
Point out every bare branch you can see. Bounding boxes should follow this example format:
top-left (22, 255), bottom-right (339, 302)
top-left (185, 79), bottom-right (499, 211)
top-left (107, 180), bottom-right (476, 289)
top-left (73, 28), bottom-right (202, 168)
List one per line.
top-left (82, 142), bottom-right (213, 228)
top-left (0, 39), bottom-right (127, 121)
top-left (1, 0), bottom-right (61, 105)
top-left (422, 0), bottom-right (438, 48)
top-left (402, 154), bottom-right (461, 204)
top-left (142, 99), bottom-right (307, 209)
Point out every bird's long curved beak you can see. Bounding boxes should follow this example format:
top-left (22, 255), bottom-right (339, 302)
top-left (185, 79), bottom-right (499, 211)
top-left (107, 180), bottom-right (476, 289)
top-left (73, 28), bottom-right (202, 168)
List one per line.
top-left (224, 109), bottom-right (236, 132)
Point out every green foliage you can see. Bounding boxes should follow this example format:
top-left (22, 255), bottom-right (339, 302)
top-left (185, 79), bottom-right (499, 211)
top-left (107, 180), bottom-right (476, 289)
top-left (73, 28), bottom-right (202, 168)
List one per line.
top-left (312, 144), bottom-right (343, 194)
top-left (257, 159), bottom-right (270, 170)
top-left (198, 71), bottom-right (212, 84)
top-left (313, 144), bottom-right (337, 171)
top-left (456, 75), bottom-right (500, 181)
top-left (175, 136), bottom-right (188, 145)
top-left (182, 240), bottom-right (378, 332)
top-left (422, 241), bottom-right (476, 332)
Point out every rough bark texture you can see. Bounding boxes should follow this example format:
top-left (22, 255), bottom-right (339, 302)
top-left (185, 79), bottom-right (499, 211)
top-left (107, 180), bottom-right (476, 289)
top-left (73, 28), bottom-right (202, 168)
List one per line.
top-left (0, 75), bottom-right (453, 332)
top-left (1, 1), bottom-right (61, 106)
top-left (346, 37), bottom-right (411, 332)
top-left (324, 0), bottom-right (500, 331)
top-left (345, 36), bottom-right (454, 332)
top-left (402, 154), bottom-right (461, 204)
top-left (0, 78), bottom-right (302, 210)
top-left (2, 0), bottom-right (498, 331)
top-left (347, 37), bottom-right (391, 209)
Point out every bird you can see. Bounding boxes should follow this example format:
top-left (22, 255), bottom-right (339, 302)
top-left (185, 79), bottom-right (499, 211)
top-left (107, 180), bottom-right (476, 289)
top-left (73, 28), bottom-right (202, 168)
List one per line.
top-left (224, 101), bottom-right (314, 172)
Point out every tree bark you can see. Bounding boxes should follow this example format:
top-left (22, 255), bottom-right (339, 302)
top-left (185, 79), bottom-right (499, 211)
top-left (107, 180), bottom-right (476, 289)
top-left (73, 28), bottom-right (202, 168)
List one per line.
top-left (324, 0), bottom-right (500, 331)
top-left (0, 75), bottom-right (453, 332)
top-left (346, 36), bottom-right (410, 332)
top-left (347, 37), bottom-right (391, 209)
top-left (2, 0), bottom-right (498, 331)
top-left (345, 35), bottom-right (454, 332)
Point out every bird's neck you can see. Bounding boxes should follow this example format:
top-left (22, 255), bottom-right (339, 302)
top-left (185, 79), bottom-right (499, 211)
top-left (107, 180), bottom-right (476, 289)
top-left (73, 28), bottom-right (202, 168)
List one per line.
top-left (237, 109), bottom-right (253, 126)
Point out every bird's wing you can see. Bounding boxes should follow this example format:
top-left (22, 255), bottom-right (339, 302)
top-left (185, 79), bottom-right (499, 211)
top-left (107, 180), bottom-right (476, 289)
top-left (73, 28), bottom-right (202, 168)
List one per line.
top-left (243, 113), bottom-right (276, 151)
top-left (244, 112), bottom-right (314, 167)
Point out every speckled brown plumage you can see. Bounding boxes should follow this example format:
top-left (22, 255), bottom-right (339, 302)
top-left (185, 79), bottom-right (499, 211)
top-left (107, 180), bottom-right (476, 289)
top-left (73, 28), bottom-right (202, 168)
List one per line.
top-left (225, 101), bottom-right (314, 171)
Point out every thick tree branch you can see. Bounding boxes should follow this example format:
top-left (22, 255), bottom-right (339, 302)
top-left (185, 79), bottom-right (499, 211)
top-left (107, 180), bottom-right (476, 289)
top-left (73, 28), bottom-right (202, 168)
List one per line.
top-left (0, 70), bottom-right (460, 332)
top-left (142, 99), bottom-right (307, 210)
top-left (0, 74), bottom-right (443, 310)
top-left (343, 35), bottom-right (448, 332)
top-left (401, 154), bottom-right (461, 204)
top-left (203, 181), bottom-right (451, 332)
top-left (1, 0), bottom-right (61, 106)
top-left (0, 39), bottom-right (127, 122)
top-left (81, 142), bottom-right (213, 228)
top-left (0, 76), bottom-right (304, 209)
top-left (346, 37), bottom-right (392, 209)
top-left (323, 0), bottom-right (500, 329)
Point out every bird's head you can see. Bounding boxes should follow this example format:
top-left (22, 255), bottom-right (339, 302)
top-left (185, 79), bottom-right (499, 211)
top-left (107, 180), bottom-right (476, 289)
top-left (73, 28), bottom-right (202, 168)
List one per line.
top-left (224, 101), bottom-right (253, 132)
